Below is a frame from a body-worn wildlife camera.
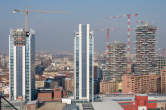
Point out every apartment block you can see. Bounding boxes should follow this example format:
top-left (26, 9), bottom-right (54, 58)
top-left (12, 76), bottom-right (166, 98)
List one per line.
top-left (109, 41), bottom-right (127, 78)
top-left (100, 80), bottom-right (118, 94)
top-left (135, 24), bottom-right (157, 74)
top-left (161, 67), bottom-right (166, 94)
top-left (122, 74), bottom-right (160, 94)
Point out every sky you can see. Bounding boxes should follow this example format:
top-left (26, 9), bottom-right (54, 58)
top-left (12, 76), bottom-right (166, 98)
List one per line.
top-left (0, 0), bottom-right (165, 53)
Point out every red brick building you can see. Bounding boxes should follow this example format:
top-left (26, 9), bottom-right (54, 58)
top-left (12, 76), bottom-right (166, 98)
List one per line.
top-left (37, 87), bottom-right (66, 102)
top-left (119, 95), bottom-right (157, 110)
top-left (54, 88), bottom-right (62, 101)
top-left (38, 92), bottom-right (53, 101)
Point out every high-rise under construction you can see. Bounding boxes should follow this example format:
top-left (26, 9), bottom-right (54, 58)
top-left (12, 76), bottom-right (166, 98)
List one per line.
top-left (135, 23), bottom-right (157, 74)
top-left (109, 41), bottom-right (127, 78)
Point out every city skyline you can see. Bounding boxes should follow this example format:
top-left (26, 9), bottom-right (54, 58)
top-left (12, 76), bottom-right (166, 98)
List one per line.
top-left (0, 0), bottom-right (165, 52)
top-left (1, 1), bottom-right (166, 110)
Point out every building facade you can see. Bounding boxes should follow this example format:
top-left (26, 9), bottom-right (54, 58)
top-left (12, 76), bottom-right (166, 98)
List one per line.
top-left (74, 24), bottom-right (94, 102)
top-left (65, 78), bottom-right (74, 93)
top-left (161, 67), bottom-right (166, 94)
top-left (135, 24), bottom-right (157, 74)
top-left (9, 29), bottom-right (35, 101)
top-left (156, 56), bottom-right (166, 74)
top-left (119, 95), bottom-right (158, 110)
top-left (100, 80), bottom-right (118, 94)
top-left (94, 66), bottom-right (102, 95)
top-left (122, 73), bottom-right (160, 94)
top-left (109, 41), bottom-right (127, 78)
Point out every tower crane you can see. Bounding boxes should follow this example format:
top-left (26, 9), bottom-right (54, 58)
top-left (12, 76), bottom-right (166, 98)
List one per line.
top-left (12, 7), bottom-right (65, 32)
top-left (106, 13), bottom-right (139, 73)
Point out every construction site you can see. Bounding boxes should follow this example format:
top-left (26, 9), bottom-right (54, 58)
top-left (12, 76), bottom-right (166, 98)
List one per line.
top-left (103, 13), bottom-right (138, 80)
top-left (104, 14), bottom-right (166, 81)
top-left (135, 23), bottom-right (158, 74)
top-left (109, 41), bottom-right (127, 78)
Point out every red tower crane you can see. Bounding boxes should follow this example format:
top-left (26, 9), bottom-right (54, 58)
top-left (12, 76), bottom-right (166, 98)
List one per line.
top-left (106, 13), bottom-right (138, 73)
top-left (106, 28), bottom-right (111, 69)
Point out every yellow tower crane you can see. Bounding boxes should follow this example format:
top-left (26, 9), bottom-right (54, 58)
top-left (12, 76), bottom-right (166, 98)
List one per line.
top-left (12, 7), bottom-right (65, 32)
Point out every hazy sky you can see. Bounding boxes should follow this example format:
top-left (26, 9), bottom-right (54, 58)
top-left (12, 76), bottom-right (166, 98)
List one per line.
top-left (0, 0), bottom-right (165, 53)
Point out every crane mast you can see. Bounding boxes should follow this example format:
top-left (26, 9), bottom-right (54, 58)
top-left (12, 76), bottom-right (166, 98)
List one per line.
top-left (25, 7), bottom-right (28, 32)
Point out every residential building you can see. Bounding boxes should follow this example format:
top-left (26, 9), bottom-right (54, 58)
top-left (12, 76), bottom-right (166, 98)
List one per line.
top-left (156, 55), bottom-right (166, 74)
top-left (135, 23), bottom-right (157, 74)
top-left (100, 80), bottom-right (118, 94)
top-left (122, 73), bottom-right (160, 94)
top-left (109, 41), bottom-right (127, 78)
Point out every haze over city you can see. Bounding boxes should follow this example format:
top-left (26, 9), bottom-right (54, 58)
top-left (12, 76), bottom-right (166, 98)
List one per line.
top-left (0, 0), bottom-right (165, 52)
top-left (1, 0), bottom-right (166, 110)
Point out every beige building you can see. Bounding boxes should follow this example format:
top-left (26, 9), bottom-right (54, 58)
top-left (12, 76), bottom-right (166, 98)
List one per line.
top-left (161, 67), bottom-right (166, 94)
top-left (100, 80), bottom-right (119, 94)
top-left (122, 74), bottom-right (160, 94)
top-left (35, 81), bottom-right (45, 89)
top-left (65, 78), bottom-right (74, 93)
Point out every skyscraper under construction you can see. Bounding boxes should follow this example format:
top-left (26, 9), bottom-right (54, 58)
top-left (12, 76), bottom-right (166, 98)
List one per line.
top-left (9, 28), bottom-right (35, 101)
top-left (135, 23), bottom-right (157, 74)
top-left (109, 41), bottom-right (127, 78)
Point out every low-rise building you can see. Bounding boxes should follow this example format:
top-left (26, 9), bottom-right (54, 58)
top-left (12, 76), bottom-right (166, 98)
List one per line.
top-left (37, 87), bottom-right (66, 102)
top-left (100, 80), bottom-right (118, 94)
top-left (35, 81), bottom-right (45, 89)
top-left (119, 95), bottom-right (157, 110)
top-left (38, 89), bottom-right (53, 102)
top-left (64, 78), bottom-right (74, 93)
top-left (54, 88), bottom-right (63, 101)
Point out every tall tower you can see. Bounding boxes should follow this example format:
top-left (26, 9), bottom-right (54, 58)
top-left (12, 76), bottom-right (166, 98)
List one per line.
top-left (9, 28), bottom-right (35, 102)
top-left (135, 23), bottom-right (157, 74)
top-left (74, 24), bottom-right (94, 102)
top-left (110, 41), bottom-right (127, 78)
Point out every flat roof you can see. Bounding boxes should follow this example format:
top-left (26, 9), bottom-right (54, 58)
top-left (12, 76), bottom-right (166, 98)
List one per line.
top-left (92, 101), bottom-right (123, 110)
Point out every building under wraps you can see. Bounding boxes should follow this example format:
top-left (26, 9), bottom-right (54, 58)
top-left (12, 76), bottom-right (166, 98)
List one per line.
top-left (135, 23), bottom-right (157, 74)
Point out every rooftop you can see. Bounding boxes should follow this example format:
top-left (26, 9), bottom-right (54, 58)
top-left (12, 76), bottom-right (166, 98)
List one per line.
top-left (92, 101), bottom-right (123, 110)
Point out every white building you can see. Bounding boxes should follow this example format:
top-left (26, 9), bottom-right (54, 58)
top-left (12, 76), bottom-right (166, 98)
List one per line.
top-left (9, 29), bottom-right (35, 101)
top-left (74, 24), bottom-right (94, 102)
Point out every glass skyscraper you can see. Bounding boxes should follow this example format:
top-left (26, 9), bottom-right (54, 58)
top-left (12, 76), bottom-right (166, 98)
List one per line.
top-left (74, 24), bottom-right (94, 102)
top-left (9, 28), bottom-right (35, 102)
